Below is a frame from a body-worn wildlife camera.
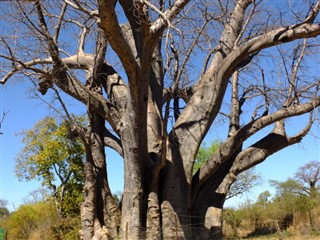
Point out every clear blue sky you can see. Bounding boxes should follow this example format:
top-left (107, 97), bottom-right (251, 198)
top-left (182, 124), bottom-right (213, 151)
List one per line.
top-left (1, 79), bottom-right (319, 211)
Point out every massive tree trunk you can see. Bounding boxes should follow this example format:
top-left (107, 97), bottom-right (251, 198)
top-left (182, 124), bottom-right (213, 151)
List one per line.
top-left (1, 0), bottom-right (320, 239)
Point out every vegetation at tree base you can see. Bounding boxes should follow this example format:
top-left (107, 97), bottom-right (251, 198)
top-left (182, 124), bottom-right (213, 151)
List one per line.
top-left (223, 161), bottom-right (320, 239)
top-left (1, 0), bottom-right (320, 239)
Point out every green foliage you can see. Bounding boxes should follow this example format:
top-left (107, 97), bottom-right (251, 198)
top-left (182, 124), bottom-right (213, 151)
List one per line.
top-left (224, 207), bottom-right (245, 237)
top-left (1, 201), bottom-right (58, 240)
top-left (16, 116), bottom-right (85, 182)
top-left (113, 191), bottom-right (123, 206)
top-left (51, 215), bottom-right (81, 240)
top-left (16, 116), bottom-right (86, 216)
top-left (0, 208), bottom-right (9, 219)
top-left (0, 199), bottom-right (9, 218)
top-left (7, 116), bottom-right (87, 239)
top-left (193, 140), bottom-right (221, 174)
top-left (0, 201), bottom-right (81, 240)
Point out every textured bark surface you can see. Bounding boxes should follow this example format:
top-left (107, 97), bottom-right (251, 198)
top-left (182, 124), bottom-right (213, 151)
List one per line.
top-left (1, 0), bottom-right (320, 239)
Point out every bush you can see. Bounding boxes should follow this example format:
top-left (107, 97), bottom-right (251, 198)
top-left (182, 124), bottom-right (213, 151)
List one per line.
top-left (0, 201), bottom-right (81, 240)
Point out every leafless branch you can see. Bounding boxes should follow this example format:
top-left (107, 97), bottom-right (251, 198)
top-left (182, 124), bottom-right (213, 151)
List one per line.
top-left (54, 2), bottom-right (68, 42)
top-left (64, 0), bottom-right (98, 18)
top-left (0, 111), bottom-right (8, 135)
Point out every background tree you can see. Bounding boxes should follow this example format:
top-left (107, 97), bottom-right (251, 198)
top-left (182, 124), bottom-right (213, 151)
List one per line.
top-left (295, 161), bottom-right (320, 231)
top-left (1, 0), bottom-right (320, 239)
top-left (269, 179), bottom-right (301, 229)
top-left (295, 161), bottom-right (320, 198)
top-left (193, 141), bottom-right (222, 175)
top-left (0, 202), bottom-right (56, 240)
top-left (16, 116), bottom-right (85, 217)
top-left (271, 161), bottom-right (320, 232)
top-left (0, 199), bottom-right (9, 219)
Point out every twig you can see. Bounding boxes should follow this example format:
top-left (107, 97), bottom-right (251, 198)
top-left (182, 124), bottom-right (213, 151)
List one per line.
top-left (0, 111), bottom-right (8, 135)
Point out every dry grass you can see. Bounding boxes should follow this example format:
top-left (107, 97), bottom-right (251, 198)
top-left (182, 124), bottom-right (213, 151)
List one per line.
top-left (246, 236), bottom-right (319, 240)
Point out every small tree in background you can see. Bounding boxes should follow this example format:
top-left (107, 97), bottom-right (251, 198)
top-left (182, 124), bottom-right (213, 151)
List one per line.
top-left (16, 116), bottom-right (86, 217)
top-left (295, 161), bottom-right (320, 199)
top-left (268, 161), bottom-right (320, 232)
top-left (294, 161), bottom-right (320, 232)
top-left (0, 199), bottom-right (9, 219)
top-left (269, 180), bottom-right (299, 230)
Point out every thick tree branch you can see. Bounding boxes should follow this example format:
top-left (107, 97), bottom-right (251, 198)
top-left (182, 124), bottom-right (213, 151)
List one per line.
top-left (231, 112), bottom-right (313, 176)
top-left (219, 0), bottom-right (254, 56)
top-left (245, 23), bottom-right (320, 55)
top-left (150, 0), bottom-right (191, 36)
top-left (104, 128), bottom-right (123, 157)
top-left (0, 48), bottom-right (124, 132)
top-left (97, 0), bottom-right (139, 79)
top-left (194, 111), bottom-right (314, 203)
top-left (0, 57), bottom-right (51, 84)
top-left (195, 96), bottom-right (320, 190)
top-left (119, 0), bottom-right (149, 37)
top-left (175, 19), bottom-right (320, 182)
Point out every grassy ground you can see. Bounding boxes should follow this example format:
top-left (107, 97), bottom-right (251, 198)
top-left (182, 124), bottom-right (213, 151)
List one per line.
top-left (246, 237), bottom-right (319, 240)
top-left (243, 234), bottom-right (319, 240)
top-left (225, 229), bottom-right (320, 240)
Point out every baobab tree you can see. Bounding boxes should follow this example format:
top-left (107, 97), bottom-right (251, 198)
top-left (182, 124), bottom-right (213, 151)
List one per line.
top-left (1, 0), bottom-right (320, 239)
top-left (295, 161), bottom-right (320, 198)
